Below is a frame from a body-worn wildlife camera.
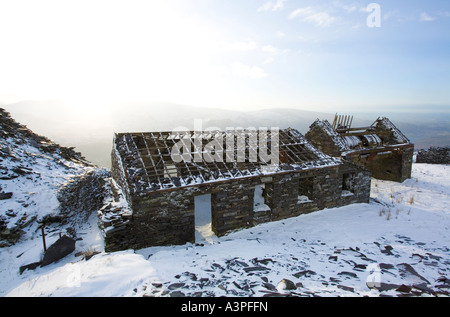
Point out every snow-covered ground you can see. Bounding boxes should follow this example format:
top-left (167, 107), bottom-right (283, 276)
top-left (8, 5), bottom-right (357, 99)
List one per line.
top-left (1, 163), bottom-right (450, 297)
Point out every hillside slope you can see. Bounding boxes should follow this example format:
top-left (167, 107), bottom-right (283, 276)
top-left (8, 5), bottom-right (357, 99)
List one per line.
top-left (3, 163), bottom-right (450, 297)
top-left (1, 108), bottom-right (449, 297)
top-left (0, 108), bottom-right (109, 295)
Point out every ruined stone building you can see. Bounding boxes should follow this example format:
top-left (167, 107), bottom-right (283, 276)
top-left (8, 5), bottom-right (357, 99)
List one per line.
top-left (305, 115), bottom-right (414, 183)
top-left (100, 128), bottom-right (371, 251)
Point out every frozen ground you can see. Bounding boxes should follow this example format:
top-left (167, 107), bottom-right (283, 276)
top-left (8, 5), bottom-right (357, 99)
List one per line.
top-left (1, 163), bottom-right (450, 297)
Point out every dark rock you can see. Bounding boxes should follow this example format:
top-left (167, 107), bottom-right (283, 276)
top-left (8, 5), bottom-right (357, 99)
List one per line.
top-left (41, 235), bottom-right (76, 267)
top-left (373, 283), bottom-right (403, 292)
top-left (293, 270), bottom-right (317, 278)
top-left (252, 258), bottom-right (275, 266)
top-left (183, 272), bottom-right (197, 281)
top-left (0, 175), bottom-right (18, 180)
top-left (413, 283), bottom-right (436, 295)
top-left (0, 192), bottom-right (13, 200)
top-left (12, 166), bottom-right (32, 176)
top-left (39, 214), bottom-right (66, 225)
top-left (437, 276), bottom-right (450, 285)
top-left (262, 282), bottom-right (277, 291)
top-left (381, 245), bottom-right (394, 255)
top-left (262, 291), bottom-right (285, 297)
top-left (354, 264), bottom-right (367, 271)
top-left (338, 285), bottom-right (355, 293)
top-left (338, 271), bottom-right (358, 279)
top-left (243, 266), bottom-right (270, 273)
top-left (16, 215), bottom-right (37, 229)
top-left (19, 261), bottom-right (42, 274)
top-left (0, 227), bottom-right (25, 244)
top-left (379, 263), bottom-right (395, 270)
top-left (412, 253), bottom-right (427, 262)
top-left (396, 284), bottom-right (412, 293)
top-left (5, 210), bottom-right (16, 217)
top-left (168, 283), bottom-right (185, 290)
top-left (233, 260), bottom-right (249, 267)
top-left (330, 277), bottom-right (341, 283)
top-left (397, 263), bottom-right (430, 284)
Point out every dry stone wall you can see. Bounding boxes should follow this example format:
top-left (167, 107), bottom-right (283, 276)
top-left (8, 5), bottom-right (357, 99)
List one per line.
top-left (416, 147), bottom-right (450, 165)
top-left (344, 146), bottom-right (414, 183)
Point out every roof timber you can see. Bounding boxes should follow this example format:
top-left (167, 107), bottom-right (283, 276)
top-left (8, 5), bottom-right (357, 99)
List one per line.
top-left (114, 129), bottom-right (340, 192)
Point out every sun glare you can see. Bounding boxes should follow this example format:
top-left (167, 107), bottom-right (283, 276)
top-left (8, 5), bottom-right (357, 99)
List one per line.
top-left (0, 0), bottom-right (230, 109)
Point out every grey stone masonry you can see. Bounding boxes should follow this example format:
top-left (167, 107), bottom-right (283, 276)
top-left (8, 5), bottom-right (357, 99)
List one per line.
top-left (101, 129), bottom-right (371, 252)
top-left (306, 117), bottom-right (414, 183)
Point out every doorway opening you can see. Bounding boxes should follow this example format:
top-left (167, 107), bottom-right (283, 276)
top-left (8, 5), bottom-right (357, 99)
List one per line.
top-left (194, 194), bottom-right (216, 244)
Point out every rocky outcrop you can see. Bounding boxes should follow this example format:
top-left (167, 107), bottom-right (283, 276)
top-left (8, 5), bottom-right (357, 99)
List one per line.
top-left (41, 235), bottom-right (76, 267)
top-left (0, 108), bottom-right (100, 247)
top-left (0, 108), bottom-right (91, 166)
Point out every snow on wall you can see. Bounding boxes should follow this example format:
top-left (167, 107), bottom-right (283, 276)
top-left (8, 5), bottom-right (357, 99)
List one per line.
top-left (374, 117), bottom-right (411, 145)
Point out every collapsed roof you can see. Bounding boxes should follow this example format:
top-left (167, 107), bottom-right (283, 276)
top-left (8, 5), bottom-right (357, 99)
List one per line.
top-left (306, 115), bottom-right (414, 183)
top-left (310, 116), bottom-right (411, 155)
top-left (113, 128), bottom-right (340, 193)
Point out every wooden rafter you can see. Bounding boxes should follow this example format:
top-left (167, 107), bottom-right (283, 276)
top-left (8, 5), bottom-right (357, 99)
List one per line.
top-left (117, 128), bottom-right (335, 191)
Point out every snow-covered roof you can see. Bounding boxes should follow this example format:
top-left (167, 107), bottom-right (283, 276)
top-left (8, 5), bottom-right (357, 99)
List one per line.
top-left (372, 117), bottom-right (411, 145)
top-left (310, 119), bottom-right (350, 152)
top-left (113, 129), bottom-right (340, 193)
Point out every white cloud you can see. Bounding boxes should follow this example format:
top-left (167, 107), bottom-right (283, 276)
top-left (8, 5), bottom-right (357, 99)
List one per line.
top-left (420, 12), bottom-right (437, 22)
top-left (289, 7), bottom-right (336, 27)
top-left (343, 5), bottom-right (358, 13)
top-left (331, 0), bottom-right (364, 13)
top-left (231, 62), bottom-right (268, 79)
top-left (258, 0), bottom-right (287, 12)
top-left (383, 10), bottom-right (399, 21)
top-left (276, 31), bottom-right (286, 38)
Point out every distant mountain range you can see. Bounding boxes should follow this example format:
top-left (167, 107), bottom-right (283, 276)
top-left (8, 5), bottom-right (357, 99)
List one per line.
top-left (3, 100), bottom-right (450, 167)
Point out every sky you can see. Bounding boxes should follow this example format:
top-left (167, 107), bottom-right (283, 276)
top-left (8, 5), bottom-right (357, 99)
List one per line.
top-left (0, 0), bottom-right (450, 113)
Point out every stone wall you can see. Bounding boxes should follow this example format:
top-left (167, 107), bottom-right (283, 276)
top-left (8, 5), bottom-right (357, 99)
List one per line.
top-left (58, 169), bottom-right (110, 224)
top-left (344, 145), bottom-right (414, 183)
top-left (103, 161), bottom-right (371, 251)
top-left (416, 147), bottom-right (450, 165)
top-left (305, 120), bottom-right (348, 157)
top-left (305, 119), bottom-right (414, 183)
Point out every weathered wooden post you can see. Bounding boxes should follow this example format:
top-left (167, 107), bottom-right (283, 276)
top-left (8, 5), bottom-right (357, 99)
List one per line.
top-left (41, 225), bottom-right (47, 252)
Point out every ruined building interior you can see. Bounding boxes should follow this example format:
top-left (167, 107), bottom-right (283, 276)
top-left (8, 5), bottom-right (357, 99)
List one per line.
top-left (98, 115), bottom-right (413, 251)
top-left (99, 128), bottom-right (371, 251)
top-left (305, 115), bottom-right (414, 183)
